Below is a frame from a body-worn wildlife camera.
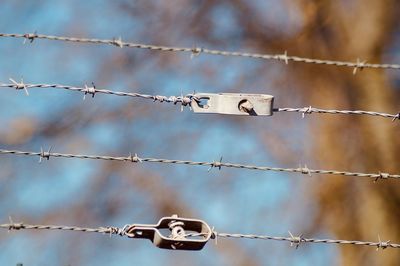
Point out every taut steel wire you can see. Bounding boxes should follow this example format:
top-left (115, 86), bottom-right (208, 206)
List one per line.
top-left (1, 220), bottom-right (398, 250)
top-left (0, 32), bottom-right (399, 71)
top-left (1, 81), bottom-right (399, 121)
top-left (0, 148), bottom-right (398, 181)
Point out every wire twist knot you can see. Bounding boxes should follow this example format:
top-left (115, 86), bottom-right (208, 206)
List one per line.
top-left (288, 231), bottom-right (304, 249)
top-left (112, 37), bottom-right (123, 48)
top-left (377, 240), bottom-right (391, 250)
top-left (83, 83), bottom-right (96, 99)
top-left (128, 153), bottom-right (142, 163)
top-left (191, 47), bottom-right (203, 58)
top-left (9, 78), bottom-right (29, 96)
top-left (154, 95), bottom-right (167, 102)
top-left (172, 94), bottom-right (194, 111)
top-left (300, 106), bottom-right (313, 118)
top-left (280, 51), bottom-right (289, 65)
top-left (39, 146), bottom-right (52, 163)
top-left (105, 226), bottom-right (126, 236)
top-left (377, 235), bottom-right (391, 250)
top-left (208, 157), bottom-right (223, 172)
top-left (169, 96), bottom-right (179, 105)
top-left (298, 165), bottom-right (311, 176)
top-left (353, 58), bottom-right (367, 75)
top-left (374, 172), bottom-right (389, 183)
top-left (23, 32), bottom-right (38, 43)
top-left (181, 96), bottom-right (193, 106)
top-left (8, 223), bottom-right (25, 231)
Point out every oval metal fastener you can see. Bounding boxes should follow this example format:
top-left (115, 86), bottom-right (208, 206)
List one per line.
top-left (191, 93), bottom-right (274, 116)
top-left (125, 215), bottom-right (212, 250)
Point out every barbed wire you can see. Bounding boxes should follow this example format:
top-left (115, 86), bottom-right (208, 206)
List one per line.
top-left (1, 32), bottom-right (400, 71)
top-left (2, 220), bottom-right (398, 250)
top-left (0, 148), bottom-right (398, 181)
top-left (0, 80), bottom-right (195, 110)
top-left (2, 222), bottom-right (128, 236)
top-left (274, 107), bottom-right (400, 121)
top-left (1, 80), bottom-right (398, 121)
top-left (214, 232), bottom-right (398, 250)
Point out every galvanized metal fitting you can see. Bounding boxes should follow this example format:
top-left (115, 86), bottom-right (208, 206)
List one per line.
top-left (124, 215), bottom-right (212, 250)
top-left (191, 93), bottom-right (274, 116)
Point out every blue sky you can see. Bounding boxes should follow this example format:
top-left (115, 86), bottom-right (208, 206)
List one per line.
top-left (0, 1), bottom-right (337, 265)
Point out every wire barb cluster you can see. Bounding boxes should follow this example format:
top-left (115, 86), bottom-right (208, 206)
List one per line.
top-left (2, 220), bottom-right (400, 250)
top-left (0, 148), bottom-right (398, 181)
top-left (1, 32), bottom-right (400, 71)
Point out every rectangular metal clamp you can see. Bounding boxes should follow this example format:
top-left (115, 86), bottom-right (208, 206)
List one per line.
top-left (125, 215), bottom-right (212, 250)
top-left (191, 93), bottom-right (274, 116)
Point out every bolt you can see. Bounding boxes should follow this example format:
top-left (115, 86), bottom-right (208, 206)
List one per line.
top-left (238, 99), bottom-right (254, 113)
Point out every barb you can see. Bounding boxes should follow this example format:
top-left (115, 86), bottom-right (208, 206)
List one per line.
top-left (288, 231), bottom-right (304, 249)
top-left (352, 58), bottom-right (367, 75)
top-left (208, 156), bottom-right (223, 172)
top-left (0, 32), bottom-right (399, 71)
top-left (0, 149), bottom-right (399, 181)
top-left (39, 146), bottom-right (52, 163)
top-left (274, 107), bottom-right (399, 121)
top-left (9, 78), bottom-right (29, 96)
top-left (83, 83), bottom-right (96, 100)
top-left (2, 220), bottom-right (400, 250)
top-left (0, 82), bottom-right (196, 109)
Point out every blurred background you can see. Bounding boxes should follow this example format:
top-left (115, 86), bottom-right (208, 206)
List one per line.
top-left (0, 0), bottom-right (399, 265)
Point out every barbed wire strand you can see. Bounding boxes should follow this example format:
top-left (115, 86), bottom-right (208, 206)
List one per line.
top-left (1, 81), bottom-right (399, 121)
top-left (1, 221), bottom-right (398, 250)
top-left (0, 149), bottom-right (398, 181)
top-left (214, 232), bottom-right (398, 249)
top-left (1, 33), bottom-right (400, 71)
top-left (2, 223), bottom-right (126, 236)
top-left (274, 107), bottom-right (400, 121)
top-left (0, 81), bottom-right (195, 110)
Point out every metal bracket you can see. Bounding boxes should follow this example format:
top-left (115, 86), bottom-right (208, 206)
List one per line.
top-left (125, 215), bottom-right (212, 250)
top-left (191, 93), bottom-right (274, 116)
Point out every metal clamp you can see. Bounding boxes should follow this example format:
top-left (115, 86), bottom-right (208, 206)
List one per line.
top-left (191, 93), bottom-right (274, 116)
top-left (125, 215), bottom-right (212, 250)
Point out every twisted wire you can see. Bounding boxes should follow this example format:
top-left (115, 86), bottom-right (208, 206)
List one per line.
top-left (0, 149), bottom-right (398, 181)
top-left (0, 82), bottom-right (195, 107)
top-left (1, 223), bottom-right (128, 236)
top-left (215, 233), bottom-right (399, 249)
top-left (1, 33), bottom-right (400, 70)
top-left (1, 222), bottom-right (398, 250)
top-left (1, 82), bottom-right (398, 121)
top-left (275, 107), bottom-right (400, 121)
